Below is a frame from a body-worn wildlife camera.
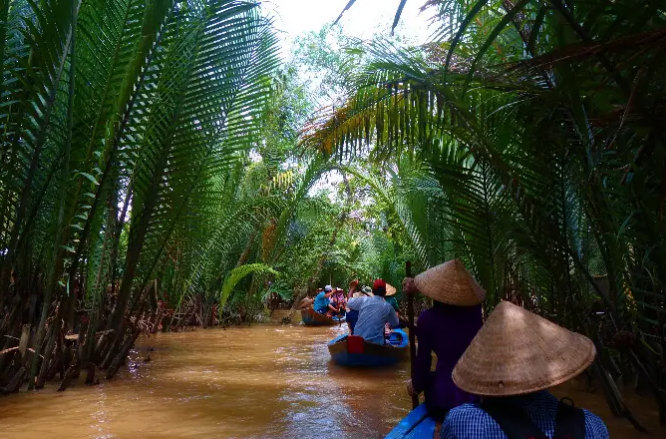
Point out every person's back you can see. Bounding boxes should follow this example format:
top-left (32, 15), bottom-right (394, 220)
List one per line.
top-left (415, 304), bottom-right (482, 414)
top-left (442, 301), bottom-right (609, 439)
top-left (441, 391), bottom-right (608, 438)
top-left (403, 260), bottom-right (486, 419)
top-left (348, 294), bottom-right (398, 344)
top-left (313, 286), bottom-right (331, 314)
top-left (385, 295), bottom-right (399, 312)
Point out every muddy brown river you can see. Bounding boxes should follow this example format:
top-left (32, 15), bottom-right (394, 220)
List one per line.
top-left (0, 322), bottom-right (663, 438)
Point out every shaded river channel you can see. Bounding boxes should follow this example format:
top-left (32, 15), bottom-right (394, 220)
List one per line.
top-left (0, 320), bottom-right (664, 438)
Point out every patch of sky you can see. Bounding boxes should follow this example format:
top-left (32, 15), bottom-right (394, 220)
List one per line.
top-left (264, 0), bottom-right (433, 54)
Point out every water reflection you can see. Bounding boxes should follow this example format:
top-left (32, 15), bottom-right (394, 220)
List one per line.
top-left (0, 323), bottom-right (662, 438)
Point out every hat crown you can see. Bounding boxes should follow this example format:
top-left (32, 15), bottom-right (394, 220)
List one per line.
top-left (414, 259), bottom-right (485, 306)
top-left (373, 279), bottom-right (386, 290)
top-left (452, 301), bottom-right (596, 396)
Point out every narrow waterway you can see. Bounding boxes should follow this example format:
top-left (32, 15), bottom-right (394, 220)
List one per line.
top-left (0, 321), bottom-right (663, 438)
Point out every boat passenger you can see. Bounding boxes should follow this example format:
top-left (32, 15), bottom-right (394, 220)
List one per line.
top-left (347, 279), bottom-right (399, 345)
top-left (329, 287), bottom-right (347, 317)
top-left (441, 301), bottom-right (609, 439)
top-left (403, 260), bottom-right (484, 421)
top-left (345, 280), bottom-right (368, 333)
top-left (313, 285), bottom-right (334, 315)
top-left (385, 283), bottom-right (399, 313)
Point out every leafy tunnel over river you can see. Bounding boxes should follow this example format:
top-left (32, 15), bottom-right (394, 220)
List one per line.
top-left (1, 0), bottom-right (666, 437)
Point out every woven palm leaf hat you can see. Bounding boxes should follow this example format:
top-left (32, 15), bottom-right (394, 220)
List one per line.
top-left (385, 283), bottom-right (397, 296)
top-left (413, 259), bottom-right (485, 306)
top-left (452, 301), bottom-right (597, 396)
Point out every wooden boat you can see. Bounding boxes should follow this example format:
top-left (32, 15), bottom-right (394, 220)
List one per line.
top-left (327, 328), bottom-right (408, 366)
top-left (300, 308), bottom-right (345, 326)
top-left (385, 404), bottom-right (436, 438)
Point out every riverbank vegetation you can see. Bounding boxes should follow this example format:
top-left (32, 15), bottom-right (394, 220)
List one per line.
top-left (0, 0), bottom-right (664, 429)
top-left (0, 0), bottom-right (283, 390)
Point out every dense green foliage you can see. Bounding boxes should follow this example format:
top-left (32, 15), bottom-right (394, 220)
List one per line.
top-left (1, 1), bottom-right (664, 427)
top-left (0, 0), bottom-right (280, 389)
top-left (307, 0), bottom-right (666, 424)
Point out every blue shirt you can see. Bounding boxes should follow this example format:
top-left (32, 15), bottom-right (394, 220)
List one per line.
top-left (313, 292), bottom-right (330, 313)
top-left (386, 296), bottom-right (399, 312)
top-left (441, 391), bottom-right (609, 439)
top-left (347, 296), bottom-right (399, 344)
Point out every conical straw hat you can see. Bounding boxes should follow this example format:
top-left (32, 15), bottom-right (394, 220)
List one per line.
top-left (414, 259), bottom-right (485, 306)
top-left (452, 301), bottom-right (596, 396)
top-left (386, 283), bottom-right (397, 296)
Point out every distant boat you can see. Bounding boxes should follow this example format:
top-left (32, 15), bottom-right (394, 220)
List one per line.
top-left (300, 308), bottom-right (345, 326)
top-left (327, 328), bottom-right (408, 366)
top-left (385, 404), bottom-right (436, 438)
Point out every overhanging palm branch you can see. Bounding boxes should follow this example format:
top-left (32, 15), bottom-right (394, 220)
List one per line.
top-left (220, 263), bottom-right (278, 308)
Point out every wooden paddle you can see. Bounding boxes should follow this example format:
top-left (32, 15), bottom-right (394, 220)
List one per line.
top-left (405, 260), bottom-right (419, 409)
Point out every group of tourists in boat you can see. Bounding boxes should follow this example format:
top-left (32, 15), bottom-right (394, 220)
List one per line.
top-left (325, 278), bottom-right (409, 367)
top-left (304, 259), bottom-right (610, 438)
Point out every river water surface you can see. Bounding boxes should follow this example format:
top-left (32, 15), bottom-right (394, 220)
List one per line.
top-left (0, 322), bottom-right (663, 438)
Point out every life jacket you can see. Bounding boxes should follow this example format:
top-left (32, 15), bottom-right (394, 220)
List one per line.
top-left (481, 397), bottom-right (586, 439)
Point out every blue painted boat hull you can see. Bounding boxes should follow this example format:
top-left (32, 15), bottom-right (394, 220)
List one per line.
top-left (385, 404), bottom-right (436, 438)
top-left (327, 329), bottom-right (409, 367)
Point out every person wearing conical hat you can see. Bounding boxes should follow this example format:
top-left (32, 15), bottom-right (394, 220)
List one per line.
top-left (441, 301), bottom-right (609, 439)
top-left (385, 283), bottom-right (400, 313)
top-left (402, 259), bottom-right (485, 421)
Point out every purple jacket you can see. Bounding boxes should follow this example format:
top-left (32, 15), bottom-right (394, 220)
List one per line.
top-left (413, 303), bottom-right (483, 412)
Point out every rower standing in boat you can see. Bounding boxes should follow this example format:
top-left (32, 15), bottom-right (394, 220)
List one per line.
top-left (442, 301), bottom-right (609, 438)
top-left (402, 260), bottom-right (485, 422)
top-left (347, 279), bottom-right (399, 345)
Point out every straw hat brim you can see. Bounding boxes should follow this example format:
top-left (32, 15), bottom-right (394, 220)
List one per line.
top-left (414, 259), bottom-right (485, 306)
top-left (452, 301), bottom-right (596, 396)
top-left (385, 283), bottom-right (397, 296)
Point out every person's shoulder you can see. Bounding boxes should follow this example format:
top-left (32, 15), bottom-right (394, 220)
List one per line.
top-left (348, 296), bottom-right (365, 305)
top-left (442, 404), bottom-right (499, 438)
top-left (446, 403), bottom-right (487, 419)
top-left (382, 299), bottom-right (398, 316)
top-left (582, 409), bottom-right (610, 438)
